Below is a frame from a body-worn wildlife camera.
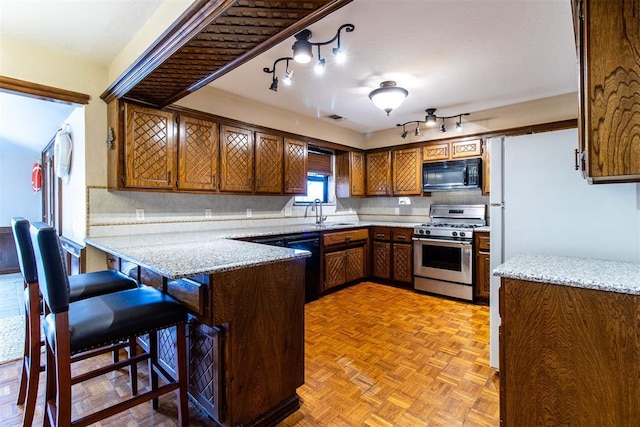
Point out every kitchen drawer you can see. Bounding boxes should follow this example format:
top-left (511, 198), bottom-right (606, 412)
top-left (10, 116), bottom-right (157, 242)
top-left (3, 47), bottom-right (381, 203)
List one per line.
top-left (140, 267), bottom-right (164, 291)
top-left (476, 232), bottom-right (490, 252)
top-left (105, 253), bottom-right (119, 270)
top-left (392, 228), bottom-right (412, 243)
top-left (167, 278), bottom-right (207, 317)
top-left (371, 227), bottom-right (391, 241)
top-left (323, 228), bottom-right (369, 247)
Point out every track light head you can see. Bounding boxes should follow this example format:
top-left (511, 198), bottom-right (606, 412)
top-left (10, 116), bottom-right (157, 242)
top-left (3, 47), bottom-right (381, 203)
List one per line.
top-left (415, 125), bottom-right (421, 137)
top-left (401, 130), bottom-right (408, 139)
top-left (269, 77), bottom-right (278, 92)
top-left (292, 29), bottom-right (313, 63)
top-left (314, 58), bottom-right (326, 75)
top-left (282, 70), bottom-right (293, 86)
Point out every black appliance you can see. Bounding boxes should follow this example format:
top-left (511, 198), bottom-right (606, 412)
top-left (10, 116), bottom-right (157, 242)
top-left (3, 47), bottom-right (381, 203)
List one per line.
top-left (422, 158), bottom-right (482, 192)
top-left (252, 233), bottom-right (320, 303)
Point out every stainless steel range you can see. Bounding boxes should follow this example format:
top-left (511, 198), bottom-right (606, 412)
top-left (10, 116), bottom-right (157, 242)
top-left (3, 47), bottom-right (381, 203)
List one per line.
top-left (413, 204), bottom-right (486, 301)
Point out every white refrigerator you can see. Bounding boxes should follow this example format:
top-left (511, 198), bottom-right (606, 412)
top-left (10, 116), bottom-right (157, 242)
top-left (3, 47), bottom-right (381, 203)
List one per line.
top-left (488, 128), bottom-right (640, 369)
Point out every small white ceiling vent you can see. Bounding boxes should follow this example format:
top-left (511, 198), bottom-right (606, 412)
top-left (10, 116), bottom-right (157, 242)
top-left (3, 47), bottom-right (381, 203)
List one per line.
top-left (326, 114), bottom-right (345, 121)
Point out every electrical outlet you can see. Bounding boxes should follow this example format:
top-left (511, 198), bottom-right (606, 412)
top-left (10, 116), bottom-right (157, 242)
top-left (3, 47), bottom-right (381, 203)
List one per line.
top-left (394, 207), bottom-right (400, 215)
top-left (284, 207), bottom-right (292, 217)
top-left (136, 209), bottom-right (145, 220)
top-left (246, 208), bottom-right (252, 218)
top-left (205, 209), bottom-right (212, 219)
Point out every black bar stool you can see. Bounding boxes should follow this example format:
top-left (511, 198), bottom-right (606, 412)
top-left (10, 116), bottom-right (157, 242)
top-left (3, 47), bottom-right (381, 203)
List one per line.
top-left (11, 217), bottom-right (138, 427)
top-left (31, 222), bottom-right (189, 426)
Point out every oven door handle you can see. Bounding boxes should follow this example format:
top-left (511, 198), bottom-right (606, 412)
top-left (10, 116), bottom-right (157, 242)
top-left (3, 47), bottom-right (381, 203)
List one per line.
top-left (413, 237), bottom-right (472, 247)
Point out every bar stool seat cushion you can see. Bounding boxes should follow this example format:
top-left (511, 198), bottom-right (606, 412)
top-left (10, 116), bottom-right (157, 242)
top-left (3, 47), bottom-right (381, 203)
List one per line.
top-left (43, 286), bottom-right (187, 355)
top-left (68, 270), bottom-right (137, 302)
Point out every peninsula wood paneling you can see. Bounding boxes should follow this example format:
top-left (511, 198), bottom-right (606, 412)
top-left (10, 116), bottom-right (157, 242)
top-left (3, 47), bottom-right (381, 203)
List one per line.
top-left (500, 278), bottom-right (640, 425)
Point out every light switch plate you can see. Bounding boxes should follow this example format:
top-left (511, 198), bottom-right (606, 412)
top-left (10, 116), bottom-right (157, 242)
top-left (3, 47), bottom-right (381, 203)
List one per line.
top-left (136, 209), bottom-right (145, 220)
top-left (394, 207), bottom-right (400, 215)
top-left (246, 208), bottom-right (252, 218)
top-left (205, 209), bottom-right (212, 219)
top-left (284, 207), bottom-right (292, 217)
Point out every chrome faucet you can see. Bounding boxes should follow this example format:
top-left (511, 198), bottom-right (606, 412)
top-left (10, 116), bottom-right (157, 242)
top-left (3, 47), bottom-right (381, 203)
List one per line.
top-left (312, 198), bottom-right (326, 226)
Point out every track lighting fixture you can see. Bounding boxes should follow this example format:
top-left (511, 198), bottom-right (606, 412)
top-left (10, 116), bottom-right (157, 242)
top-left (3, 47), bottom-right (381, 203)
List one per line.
top-left (396, 109), bottom-right (470, 138)
top-left (369, 81), bottom-right (409, 116)
top-left (264, 24), bottom-right (354, 91)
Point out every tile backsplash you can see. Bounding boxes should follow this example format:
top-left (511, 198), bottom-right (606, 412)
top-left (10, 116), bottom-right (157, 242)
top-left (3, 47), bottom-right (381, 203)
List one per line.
top-left (87, 187), bottom-right (489, 236)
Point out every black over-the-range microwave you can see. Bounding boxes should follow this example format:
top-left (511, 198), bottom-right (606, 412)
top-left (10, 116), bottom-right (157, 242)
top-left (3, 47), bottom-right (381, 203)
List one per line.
top-left (422, 158), bottom-right (482, 191)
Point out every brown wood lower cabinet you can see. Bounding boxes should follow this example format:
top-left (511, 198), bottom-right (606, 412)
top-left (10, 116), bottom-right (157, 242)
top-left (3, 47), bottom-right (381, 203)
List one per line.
top-left (500, 278), bottom-right (640, 425)
top-left (105, 252), bottom-right (305, 427)
top-left (371, 227), bottom-right (413, 288)
top-left (322, 228), bottom-right (368, 292)
top-left (474, 230), bottom-right (490, 303)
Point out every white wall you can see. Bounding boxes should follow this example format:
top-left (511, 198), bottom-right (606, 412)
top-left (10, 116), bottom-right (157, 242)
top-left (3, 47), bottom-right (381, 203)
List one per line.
top-left (0, 151), bottom-right (42, 226)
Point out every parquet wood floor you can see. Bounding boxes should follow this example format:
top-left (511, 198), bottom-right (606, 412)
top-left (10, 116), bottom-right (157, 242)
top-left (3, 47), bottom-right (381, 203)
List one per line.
top-left (0, 282), bottom-right (499, 426)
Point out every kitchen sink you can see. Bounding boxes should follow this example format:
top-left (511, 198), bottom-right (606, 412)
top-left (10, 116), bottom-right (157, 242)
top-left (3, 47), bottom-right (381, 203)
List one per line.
top-left (326, 222), bottom-right (356, 226)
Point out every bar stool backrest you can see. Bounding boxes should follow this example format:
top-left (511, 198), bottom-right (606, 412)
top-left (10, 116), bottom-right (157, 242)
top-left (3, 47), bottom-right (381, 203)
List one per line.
top-left (30, 222), bottom-right (70, 314)
top-left (11, 217), bottom-right (37, 284)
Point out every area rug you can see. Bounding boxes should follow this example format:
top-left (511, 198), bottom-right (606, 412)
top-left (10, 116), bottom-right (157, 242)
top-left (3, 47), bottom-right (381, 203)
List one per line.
top-left (0, 315), bottom-right (24, 364)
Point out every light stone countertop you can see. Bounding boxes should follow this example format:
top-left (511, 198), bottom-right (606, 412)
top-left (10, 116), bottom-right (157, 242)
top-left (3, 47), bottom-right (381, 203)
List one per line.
top-left (493, 254), bottom-right (640, 295)
top-left (86, 221), bottom-right (418, 279)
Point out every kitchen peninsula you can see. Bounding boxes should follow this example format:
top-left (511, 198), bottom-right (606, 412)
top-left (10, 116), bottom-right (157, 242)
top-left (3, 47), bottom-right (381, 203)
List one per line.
top-left (86, 232), bottom-right (311, 427)
top-left (495, 254), bottom-right (640, 426)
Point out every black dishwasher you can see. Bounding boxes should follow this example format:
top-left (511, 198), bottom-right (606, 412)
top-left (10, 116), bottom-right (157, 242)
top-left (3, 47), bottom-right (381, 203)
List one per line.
top-left (252, 233), bottom-right (320, 303)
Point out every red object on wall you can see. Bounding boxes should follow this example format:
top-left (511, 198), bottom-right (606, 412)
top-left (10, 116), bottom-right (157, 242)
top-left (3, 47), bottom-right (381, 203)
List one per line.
top-left (31, 163), bottom-right (42, 193)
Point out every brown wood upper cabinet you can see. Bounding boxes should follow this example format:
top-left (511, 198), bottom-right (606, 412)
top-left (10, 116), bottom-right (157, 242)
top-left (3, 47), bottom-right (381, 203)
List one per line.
top-left (573, 0), bottom-right (640, 183)
top-left (283, 138), bottom-right (308, 195)
top-left (335, 151), bottom-right (365, 198)
top-left (423, 139), bottom-right (482, 162)
top-left (124, 103), bottom-right (176, 189)
top-left (220, 125), bottom-right (254, 193)
top-left (366, 151), bottom-right (392, 196)
top-left (254, 132), bottom-right (283, 193)
top-left (177, 115), bottom-right (219, 191)
top-left (392, 147), bottom-right (422, 196)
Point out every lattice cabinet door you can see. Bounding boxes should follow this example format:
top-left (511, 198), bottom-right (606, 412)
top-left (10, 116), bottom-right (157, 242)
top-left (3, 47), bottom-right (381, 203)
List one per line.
top-left (188, 322), bottom-right (224, 422)
top-left (345, 246), bottom-right (366, 282)
top-left (372, 241), bottom-right (391, 279)
top-left (350, 152), bottom-right (366, 196)
top-left (422, 142), bottom-right (450, 162)
top-left (392, 243), bottom-right (413, 284)
top-left (177, 115), bottom-right (219, 191)
top-left (220, 125), bottom-right (254, 192)
top-left (366, 151), bottom-right (392, 196)
top-left (324, 250), bottom-right (346, 290)
top-left (255, 132), bottom-right (283, 193)
top-left (284, 138), bottom-right (308, 194)
top-left (392, 147), bottom-right (422, 195)
top-left (451, 139), bottom-right (482, 159)
top-left (124, 104), bottom-right (176, 189)
top-left (335, 151), bottom-right (365, 198)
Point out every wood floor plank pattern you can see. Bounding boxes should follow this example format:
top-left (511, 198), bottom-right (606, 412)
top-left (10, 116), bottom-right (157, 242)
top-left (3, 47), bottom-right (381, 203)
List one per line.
top-left (0, 282), bottom-right (499, 426)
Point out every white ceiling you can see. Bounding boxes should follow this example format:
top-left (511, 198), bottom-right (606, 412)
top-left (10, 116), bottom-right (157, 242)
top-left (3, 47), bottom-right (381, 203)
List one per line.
top-left (0, 0), bottom-right (578, 153)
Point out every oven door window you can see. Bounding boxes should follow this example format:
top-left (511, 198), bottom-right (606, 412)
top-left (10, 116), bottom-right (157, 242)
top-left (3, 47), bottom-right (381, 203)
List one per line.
top-left (421, 243), bottom-right (462, 272)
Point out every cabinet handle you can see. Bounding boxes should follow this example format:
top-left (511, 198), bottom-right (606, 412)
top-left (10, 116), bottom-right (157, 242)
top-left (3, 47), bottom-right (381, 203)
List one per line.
top-left (574, 149), bottom-right (579, 171)
top-left (375, 233), bottom-right (385, 239)
top-left (168, 171), bottom-right (172, 183)
top-left (107, 258), bottom-right (116, 263)
top-left (397, 235), bottom-right (406, 240)
top-left (345, 236), bottom-right (351, 243)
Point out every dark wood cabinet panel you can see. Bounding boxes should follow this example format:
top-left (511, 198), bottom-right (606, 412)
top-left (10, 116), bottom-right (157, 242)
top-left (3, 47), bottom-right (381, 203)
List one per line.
top-left (366, 151), bottom-right (391, 196)
top-left (500, 279), bottom-right (640, 425)
top-left (345, 246), bottom-right (365, 283)
top-left (124, 103), bottom-right (176, 189)
top-left (220, 125), bottom-right (254, 192)
top-left (372, 241), bottom-right (391, 279)
top-left (283, 138), bottom-right (308, 194)
top-left (177, 115), bottom-right (219, 191)
top-left (392, 243), bottom-right (412, 284)
top-left (255, 132), bottom-right (283, 193)
top-left (324, 250), bottom-right (346, 290)
top-left (188, 322), bottom-right (224, 423)
top-left (474, 231), bottom-right (490, 303)
top-left (392, 147), bottom-right (422, 196)
top-left (574, 0), bottom-right (640, 183)
top-left (335, 151), bottom-right (365, 198)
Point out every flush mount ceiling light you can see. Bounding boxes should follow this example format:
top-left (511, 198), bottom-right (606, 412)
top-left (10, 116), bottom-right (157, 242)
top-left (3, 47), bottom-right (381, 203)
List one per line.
top-left (396, 109), bottom-right (470, 138)
top-left (369, 81), bottom-right (409, 116)
top-left (263, 23), bottom-right (355, 91)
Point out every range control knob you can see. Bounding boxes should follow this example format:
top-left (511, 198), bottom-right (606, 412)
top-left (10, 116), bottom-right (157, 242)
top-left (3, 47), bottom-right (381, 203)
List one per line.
top-left (460, 232), bottom-right (466, 237)
top-left (452, 231), bottom-right (458, 237)
top-left (418, 229), bottom-right (424, 234)
top-left (425, 230), bottom-right (431, 235)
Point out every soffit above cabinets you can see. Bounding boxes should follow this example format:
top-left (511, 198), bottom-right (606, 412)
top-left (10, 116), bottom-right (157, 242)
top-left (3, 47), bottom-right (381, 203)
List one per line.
top-left (101, 0), bottom-right (352, 108)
